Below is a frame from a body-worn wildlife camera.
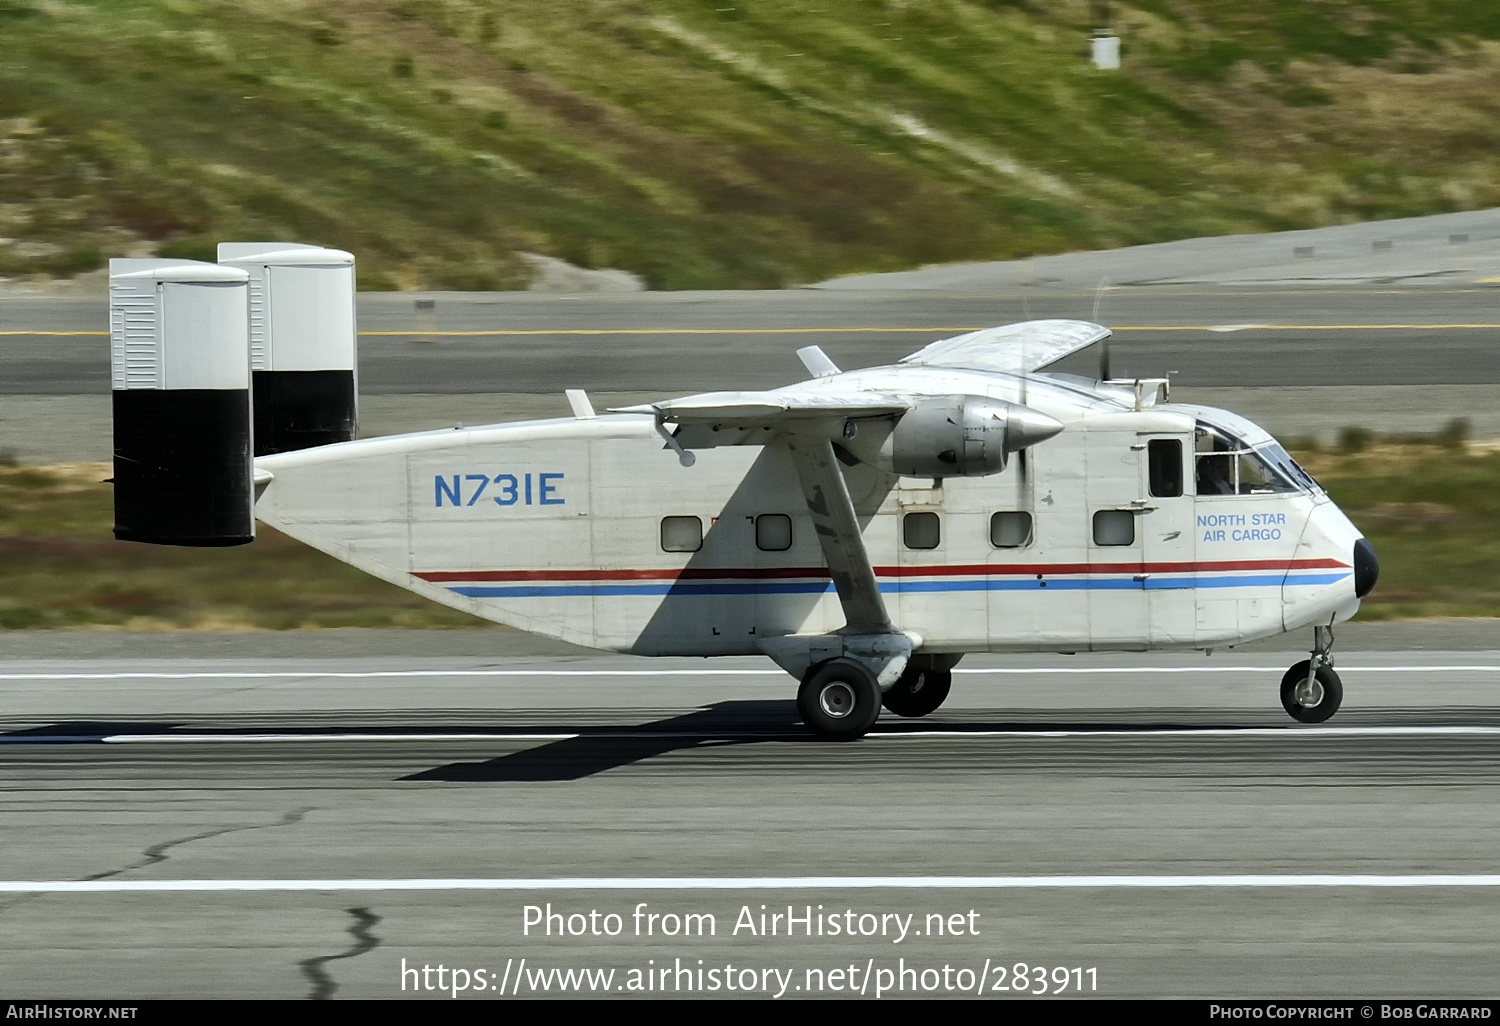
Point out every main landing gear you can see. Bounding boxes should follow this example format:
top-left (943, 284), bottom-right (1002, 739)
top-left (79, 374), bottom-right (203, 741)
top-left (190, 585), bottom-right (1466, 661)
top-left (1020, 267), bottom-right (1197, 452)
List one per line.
top-left (1281, 624), bottom-right (1343, 724)
top-left (797, 654), bottom-right (960, 740)
top-left (797, 658), bottom-right (882, 741)
top-left (881, 655), bottom-right (960, 719)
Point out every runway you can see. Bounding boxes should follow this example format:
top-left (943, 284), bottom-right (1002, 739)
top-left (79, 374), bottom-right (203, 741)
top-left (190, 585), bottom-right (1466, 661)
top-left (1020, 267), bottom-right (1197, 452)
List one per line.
top-left (6, 283), bottom-right (1500, 394)
top-left (7, 281), bottom-right (1500, 461)
top-left (4, 645), bottom-right (1500, 999)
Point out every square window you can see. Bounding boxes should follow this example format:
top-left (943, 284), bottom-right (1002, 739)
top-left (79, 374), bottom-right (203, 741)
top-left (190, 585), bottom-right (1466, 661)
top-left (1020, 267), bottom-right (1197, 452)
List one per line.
top-left (661, 515), bottom-right (702, 552)
top-left (903, 511), bottom-right (941, 550)
top-left (1093, 509), bottom-right (1135, 546)
top-left (755, 513), bottom-right (792, 551)
top-left (990, 511), bottom-right (1033, 548)
top-left (1148, 438), bottom-right (1183, 498)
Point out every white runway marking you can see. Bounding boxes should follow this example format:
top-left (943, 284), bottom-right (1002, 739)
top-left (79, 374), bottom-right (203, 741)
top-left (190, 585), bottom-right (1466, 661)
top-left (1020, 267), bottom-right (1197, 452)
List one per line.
top-left (0, 670), bottom-right (788, 680)
top-left (5, 875), bottom-right (1500, 893)
top-left (3, 725), bottom-right (1499, 745)
top-left (4, 665), bottom-right (1500, 681)
top-left (875, 725), bottom-right (1500, 740)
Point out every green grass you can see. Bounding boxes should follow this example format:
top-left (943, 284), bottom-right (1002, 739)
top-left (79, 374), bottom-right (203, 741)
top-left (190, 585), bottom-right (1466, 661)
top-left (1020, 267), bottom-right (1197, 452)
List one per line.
top-left (0, 464), bottom-right (489, 630)
top-left (1296, 441), bottom-right (1500, 621)
top-left (2, 2), bottom-right (1500, 289)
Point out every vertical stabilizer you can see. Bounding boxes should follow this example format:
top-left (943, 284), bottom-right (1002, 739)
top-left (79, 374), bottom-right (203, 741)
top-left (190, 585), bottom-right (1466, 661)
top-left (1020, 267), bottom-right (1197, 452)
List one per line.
top-left (217, 243), bottom-right (357, 455)
top-left (110, 259), bottom-right (254, 546)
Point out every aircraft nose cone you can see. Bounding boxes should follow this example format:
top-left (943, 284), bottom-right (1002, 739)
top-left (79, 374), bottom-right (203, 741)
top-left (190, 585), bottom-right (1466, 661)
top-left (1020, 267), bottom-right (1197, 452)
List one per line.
top-left (1005, 406), bottom-right (1065, 452)
top-left (1353, 537), bottom-right (1379, 598)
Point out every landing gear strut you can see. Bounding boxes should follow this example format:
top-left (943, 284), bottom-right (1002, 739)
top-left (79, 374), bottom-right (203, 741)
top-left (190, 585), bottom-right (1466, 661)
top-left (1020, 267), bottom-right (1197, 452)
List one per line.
top-left (1281, 624), bottom-right (1343, 724)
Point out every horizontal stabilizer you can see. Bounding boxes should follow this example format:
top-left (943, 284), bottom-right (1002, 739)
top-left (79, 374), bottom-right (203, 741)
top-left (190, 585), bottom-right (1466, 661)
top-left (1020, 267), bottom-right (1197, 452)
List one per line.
top-left (900, 319), bottom-right (1109, 374)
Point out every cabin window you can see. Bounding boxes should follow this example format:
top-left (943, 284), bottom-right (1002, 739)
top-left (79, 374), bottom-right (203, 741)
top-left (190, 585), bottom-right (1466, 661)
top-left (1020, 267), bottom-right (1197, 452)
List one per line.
top-left (903, 511), bottom-right (941, 550)
top-left (660, 515), bottom-right (703, 552)
top-left (1148, 439), bottom-right (1183, 497)
top-left (1093, 509), bottom-right (1135, 546)
top-left (755, 513), bottom-right (792, 551)
top-left (990, 511), bottom-right (1033, 548)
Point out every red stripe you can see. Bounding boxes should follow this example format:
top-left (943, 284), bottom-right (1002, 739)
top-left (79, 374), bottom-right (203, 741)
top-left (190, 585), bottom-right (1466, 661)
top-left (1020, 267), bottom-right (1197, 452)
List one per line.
top-left (415, 557), bottom-right (1348, 584)
top-left (416, 567), bottom-right (827, 583)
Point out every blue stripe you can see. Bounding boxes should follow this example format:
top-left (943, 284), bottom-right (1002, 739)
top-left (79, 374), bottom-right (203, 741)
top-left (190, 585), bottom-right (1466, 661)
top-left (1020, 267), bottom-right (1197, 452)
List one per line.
top-left (446, 572), bottom-right (1351, 600)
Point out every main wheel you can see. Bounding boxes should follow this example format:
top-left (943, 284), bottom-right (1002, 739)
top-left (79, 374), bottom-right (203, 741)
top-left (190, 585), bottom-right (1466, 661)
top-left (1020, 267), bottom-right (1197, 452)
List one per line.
top-left (1280, 660), bottom-right (1343, 724)
top-left (881, 667), bottom-right (952, 718)
top-left (798, 658), bottom-right (882, 741)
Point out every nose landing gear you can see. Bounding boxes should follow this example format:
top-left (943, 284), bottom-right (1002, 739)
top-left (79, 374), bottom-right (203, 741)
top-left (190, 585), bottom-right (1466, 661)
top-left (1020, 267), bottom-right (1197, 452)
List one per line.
top-left (1281, 624), bottom-right (1343, 724)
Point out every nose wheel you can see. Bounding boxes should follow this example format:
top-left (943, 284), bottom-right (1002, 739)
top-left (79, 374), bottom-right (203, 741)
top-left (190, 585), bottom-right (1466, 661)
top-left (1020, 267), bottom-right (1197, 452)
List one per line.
top-left (1280, 661), bottom-right (1342, 723)
top-left (1281, 625), bottom-right (1343, 724)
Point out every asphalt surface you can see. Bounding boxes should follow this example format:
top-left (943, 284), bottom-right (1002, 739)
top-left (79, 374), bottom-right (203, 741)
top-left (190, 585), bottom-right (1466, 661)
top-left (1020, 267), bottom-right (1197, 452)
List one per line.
top-left (6, 282), bottom-right (1500, 460)
top-left (4, 646), bottom-right (1500, 999)
top-left (6, 282), bottom-right (1500, 395)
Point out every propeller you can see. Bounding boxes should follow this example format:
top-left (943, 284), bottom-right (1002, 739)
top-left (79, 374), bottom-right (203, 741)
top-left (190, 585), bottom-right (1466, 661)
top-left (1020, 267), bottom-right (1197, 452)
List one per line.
top-left (1014, 311), bottom-right (1033, 494)
top-left (1092, 278), bottom-right (1111, 381)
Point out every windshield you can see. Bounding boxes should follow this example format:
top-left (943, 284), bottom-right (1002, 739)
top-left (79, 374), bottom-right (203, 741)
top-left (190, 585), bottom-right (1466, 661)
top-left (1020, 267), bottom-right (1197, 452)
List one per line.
top-left (1194, 423), bottom-right (1308, 496)
top-left (1258, 441), bottom-right (1321, 492)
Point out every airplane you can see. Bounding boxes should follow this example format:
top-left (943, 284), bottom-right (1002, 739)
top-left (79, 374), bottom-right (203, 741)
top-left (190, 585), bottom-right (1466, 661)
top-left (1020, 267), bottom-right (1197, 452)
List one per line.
top-left (107, 245), bottom-right (1379, 741)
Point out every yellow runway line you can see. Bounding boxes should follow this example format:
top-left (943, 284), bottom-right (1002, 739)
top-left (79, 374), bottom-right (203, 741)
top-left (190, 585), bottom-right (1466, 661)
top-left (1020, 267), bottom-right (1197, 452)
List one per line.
top-left (1114, 324), bottom-right (1500, 331)
top-left (357, 327), bottom-right (985, 336)
top-left (4, 324), bottom-right (1499, 338)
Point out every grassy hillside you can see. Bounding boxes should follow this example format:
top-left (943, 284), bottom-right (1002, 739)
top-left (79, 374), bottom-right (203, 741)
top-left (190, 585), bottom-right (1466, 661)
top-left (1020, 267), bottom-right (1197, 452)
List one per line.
top-left (2, 1), bottom-right (1500, 289)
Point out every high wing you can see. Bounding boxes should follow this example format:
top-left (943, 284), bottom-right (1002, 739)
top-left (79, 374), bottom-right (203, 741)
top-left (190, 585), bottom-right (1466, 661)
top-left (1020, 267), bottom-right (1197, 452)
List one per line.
top-left (613, 390), bottom-right (911, 423)
top-left (612, 390), bottom-right (912, 456)
top-left (899, 318), bottom-right (1109, 374)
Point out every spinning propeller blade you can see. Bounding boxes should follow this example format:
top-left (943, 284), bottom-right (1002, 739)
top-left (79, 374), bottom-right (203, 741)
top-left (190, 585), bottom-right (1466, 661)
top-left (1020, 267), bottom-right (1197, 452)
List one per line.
top-left (1093, 279), bottom-right (1111, 381)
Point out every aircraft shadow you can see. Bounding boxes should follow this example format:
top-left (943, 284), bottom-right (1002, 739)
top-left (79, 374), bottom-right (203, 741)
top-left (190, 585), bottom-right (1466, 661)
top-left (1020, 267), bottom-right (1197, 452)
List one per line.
top-left (401, 704), bottom-right (1259, 782)
top-left (403, 699), bottom-right (809, 782)
top-left (0, 720), bottom-right (184, 743)
top-left (633, 444), bottom-right (894, 655)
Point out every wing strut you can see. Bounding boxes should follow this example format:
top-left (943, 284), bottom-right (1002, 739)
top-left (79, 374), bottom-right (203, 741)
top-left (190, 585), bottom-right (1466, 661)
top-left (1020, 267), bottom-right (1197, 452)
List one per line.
top-left (770, 435), bottom-right (917, 690)
top-left (784, 436), bottom-right (892, 634)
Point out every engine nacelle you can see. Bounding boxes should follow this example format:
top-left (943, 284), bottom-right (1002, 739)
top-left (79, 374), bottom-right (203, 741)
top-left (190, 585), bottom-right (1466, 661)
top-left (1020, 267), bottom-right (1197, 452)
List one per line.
top-left (866, 395), bottom-right (1062, 478)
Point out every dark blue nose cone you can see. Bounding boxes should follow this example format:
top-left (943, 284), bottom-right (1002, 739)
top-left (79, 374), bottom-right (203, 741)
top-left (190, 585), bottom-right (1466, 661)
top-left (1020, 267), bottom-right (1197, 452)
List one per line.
top-left (1354, 538), bottom-right (1379, 598)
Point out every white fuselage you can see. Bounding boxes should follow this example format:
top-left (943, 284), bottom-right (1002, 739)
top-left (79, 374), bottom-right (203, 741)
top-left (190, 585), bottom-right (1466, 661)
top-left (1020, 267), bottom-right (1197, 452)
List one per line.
top-left (252, 365), bottom-right (1364, 656)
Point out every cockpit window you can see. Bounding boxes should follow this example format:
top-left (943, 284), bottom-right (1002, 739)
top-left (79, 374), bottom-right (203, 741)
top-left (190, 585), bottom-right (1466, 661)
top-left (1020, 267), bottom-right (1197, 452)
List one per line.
top-left (1194, 422), bottom-right (1302, 496)
top-left (1259, 442), bottom-right (1321, 492)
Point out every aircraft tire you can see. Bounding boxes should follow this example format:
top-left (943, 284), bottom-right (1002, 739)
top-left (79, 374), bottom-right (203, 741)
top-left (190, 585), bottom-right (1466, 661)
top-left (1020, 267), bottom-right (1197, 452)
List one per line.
top-left (881, 668), bottom-right (952, 718)
top-left (1280, 660), bottom-right (1343, 724)
top-left (798, 658), bottom-right (881, 741)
